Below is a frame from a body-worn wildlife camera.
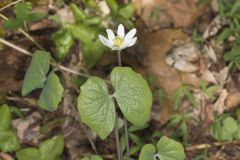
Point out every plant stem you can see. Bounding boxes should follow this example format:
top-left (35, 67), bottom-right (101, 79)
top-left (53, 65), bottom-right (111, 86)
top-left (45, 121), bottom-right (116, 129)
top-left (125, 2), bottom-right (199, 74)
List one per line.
top-left (115, 112), bottom-right (122, 160)
top-left (117, 50), bottom-right (130, 160)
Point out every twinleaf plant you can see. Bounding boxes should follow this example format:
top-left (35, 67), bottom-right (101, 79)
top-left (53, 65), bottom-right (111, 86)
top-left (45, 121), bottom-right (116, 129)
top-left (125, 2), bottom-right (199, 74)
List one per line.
top-left (22, 50), bottom-right (64, 111)
top-left (78, 24), bottom-right (151, 160)
top-left (78, 67), bottom-right (152, 139)
top-left (4, 2), bottom-right (45, 29)
top-left (211, 114), bottom-right (240, 141)
top-left (139, 136), bottom-right (185, 160)
top-left (16, 135), bottom-right (64, 160)
top-left (0, 104), bottom-right (20, 152)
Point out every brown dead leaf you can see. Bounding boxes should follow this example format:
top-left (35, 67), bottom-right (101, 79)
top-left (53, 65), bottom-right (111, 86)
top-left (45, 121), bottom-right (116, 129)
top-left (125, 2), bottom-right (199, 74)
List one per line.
top-left (213, 89), bottom-right (228, 114)
top-left (134, 0), bottom-right (209, 29)
top-left (0, 152), bottom-right (14, 160)
top-left (166, 43), bottom-right (201, 72)
top-left (140, 29), bottom-right (203, 123)
top-left (225, 92), bottom-right (240, 110)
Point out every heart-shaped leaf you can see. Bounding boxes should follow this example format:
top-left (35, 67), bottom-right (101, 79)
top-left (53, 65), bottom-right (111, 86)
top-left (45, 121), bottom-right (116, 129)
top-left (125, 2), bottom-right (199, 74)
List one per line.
top-left (39, 135), bottom-right (64, 160)
top-left (77, 77), bottom-right (115, 139)
top-left (157, 136), bottom-right (185, 160)
top-left (22, 50), bottom-right (51, 96)
top-left (139, 144), bottom-right (156, 160)
top-left (0, 104), bottom-right (11, 132)
top-left (111, 67), bottom-right (152, 126)
top-left (16, 148), bottom-right (40, 160)
top-left (38, 72), bottom-right (64, 112)
top-left (0, 131), bottom-right (20, 152)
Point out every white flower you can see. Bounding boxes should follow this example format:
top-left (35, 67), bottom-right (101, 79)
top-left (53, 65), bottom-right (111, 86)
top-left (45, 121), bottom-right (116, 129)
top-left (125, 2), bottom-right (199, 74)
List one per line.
top-left (99, 24), bottom-right (137, 50)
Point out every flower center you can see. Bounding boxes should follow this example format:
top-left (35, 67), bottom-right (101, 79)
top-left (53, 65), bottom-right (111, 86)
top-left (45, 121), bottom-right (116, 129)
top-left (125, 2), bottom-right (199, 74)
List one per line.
top-left (113, 36), bottom-right (123, 48)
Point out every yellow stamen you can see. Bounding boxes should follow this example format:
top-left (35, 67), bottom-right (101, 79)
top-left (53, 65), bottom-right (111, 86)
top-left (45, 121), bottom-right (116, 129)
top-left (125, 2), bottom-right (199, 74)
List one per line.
top-left (113, 36), bottom-right (123, 48)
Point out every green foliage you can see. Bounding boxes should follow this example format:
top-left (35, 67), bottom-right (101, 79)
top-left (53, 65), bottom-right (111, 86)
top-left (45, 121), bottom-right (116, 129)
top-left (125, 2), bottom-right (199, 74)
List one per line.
top-left (211, 115), bottom-right (240, 141)
top-left (78, 77), bottom-right (115, 139)
top-left (22, 50), bottom-right (51, 96)
top-left (78, 67), bottom-right (152, 139)
top-left (224, 44), bottom-right (240, 70)
top-left (51, 28), bottom-right (74, 61)
top-left (52, 3), bottom-right (108, 68)
top-left (139, 136), bottom-right (185, 160)
top-left (52, 0), bottom-right (136, 67)
top-left (192, 29), bottom-right (204, 46)
top-left (111, 67), bottom-right (152, 126)
top-left (218, 0), bottom-right (240, 71)
top-left (22, 51), bottom-right (63, 111)
top-left (200, 81), bottom-right (219, 100)
top-left (173, 85), bottom-right (198, 110)
top-left (168, 114), bottom-right (198, 145)
top-left (0, 104), bottom-right (11, 132)
top-left (0, 104), bottom-right (20, 152)
top-left (16, 135), bottom-right (64, 160)
top-left (106, 0), bottom-right (135, 29)
top-left (38, 72), bottom-right (64, 111)
top-left (120, 124), bottom-right (149, 156)
top-left (82, 155), bottom-right (103, 160)
top-left (193, 148), bottom-right (208, 160)
top-left (4, 2), bottom-right (45, 29)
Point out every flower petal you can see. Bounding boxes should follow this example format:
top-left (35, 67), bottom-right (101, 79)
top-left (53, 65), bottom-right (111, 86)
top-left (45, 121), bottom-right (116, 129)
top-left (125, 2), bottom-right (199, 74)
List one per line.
top-left (117, 24), bottom-right (125, 38)
top-left (127, 37), bottom-right (137, 47)
top-left (99, 35), bottom-right (113, 48)
top-left (106, 29), bottom-right (115, 41)
top-left (124, 28), bottom-right (136, 41)
top-left (120, 37), bottom-right (137, 50)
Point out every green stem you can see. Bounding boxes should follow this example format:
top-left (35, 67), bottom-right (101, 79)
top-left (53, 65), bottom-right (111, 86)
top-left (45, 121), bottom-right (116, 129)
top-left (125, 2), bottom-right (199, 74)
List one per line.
top-left (117, 50), bottom-right (130, 160)
top-left (115, 112), bottom-right (122, 160)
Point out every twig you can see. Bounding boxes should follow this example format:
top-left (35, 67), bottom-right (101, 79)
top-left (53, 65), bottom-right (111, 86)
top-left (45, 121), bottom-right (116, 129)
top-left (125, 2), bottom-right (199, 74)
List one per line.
top-left (0, 0), bottom-right (23, 11)
top-left (186, 140), bottom-right (240, 151)
top-left (0, 13), bottom-right (44, 50)
top-left (0, 37), bottom-right (32, 56)
top-left (0, 37), bottom-right (90, 77)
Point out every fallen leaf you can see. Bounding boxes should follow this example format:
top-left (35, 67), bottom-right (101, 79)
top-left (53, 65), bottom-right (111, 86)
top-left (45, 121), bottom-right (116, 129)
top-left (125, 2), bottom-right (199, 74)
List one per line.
top-left (134, 0), bottom-right (209, 30)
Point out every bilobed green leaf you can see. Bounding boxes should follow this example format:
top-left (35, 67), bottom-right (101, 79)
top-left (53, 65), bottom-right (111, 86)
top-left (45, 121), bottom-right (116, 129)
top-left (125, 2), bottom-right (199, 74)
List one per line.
top-left (52, 28), bottom-right (74, 61)
top-left (38, 72), bottom-right (64, 112)
top-left (16, 148), bottom-right (40, 160)
top-left (221, 117), bottom-right (238, 141)
top-left (111, 67), bottom-right (152, 126)
top-left (0, 131), bottom-right (20, 152)
top-left (157, 136), bottom-right (185, 160)
top-left (14, 2), bottom-right (32, 21)
top-left (39, 135), bottom-right (64, 160)
top-left (139, 144), bottom-right (156, 160)
top-left (22, 50), bottom-right (51, 96)
top-left (211, 116), bottom-right (238, 141)
top-left (77, 77), bottom-right (115, 139)
top-left (0, 104), bottom-right (11, 132)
